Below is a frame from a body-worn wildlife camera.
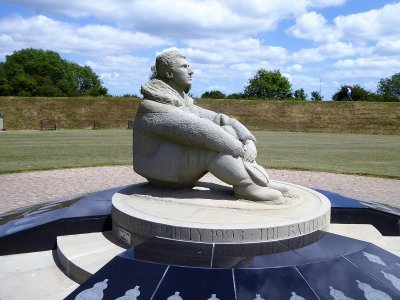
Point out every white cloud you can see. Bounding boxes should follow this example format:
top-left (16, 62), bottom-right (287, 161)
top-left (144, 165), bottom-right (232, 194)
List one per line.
top-left (85, 55), bottom-right (153, 95)
top-left (0, 15), bottom-right (169, 56)
top-left (333, 57), bottom-right (400, 70)
top-left (180, 38), bottom-right (289, 65)
top-left (292, 42), bottom-right (358, 63)
top-left (327, 57), bottom-right (400, 83)
top-left (374, 40), bottom-right (400, 56)
top-left (287, 64), bottom-right (303, 72)
top-left (184, 38), bottom-right (262, 52)
top-left (6, 0), bottom-right (346, 38)
top-left (335, 3), bottom-right (400, 43)
top-left (326, 69), bottom-right (393, 82)
top-left (100, 72), bottom-right (120, 81)
top-left (132, 1), bottom-right (273, 37)
top-left (290, 74), bottom-right (321, 90)
top-left (287, 12), bottom-right (340, 43)
top-left (5, 0), bottom-right (121, 18)
top-left (305, 0), bottom-right (345, 8)
top-left (289, 2), bottom-right (400, 46)
top-left (229, 63), bottom-right (254, 72)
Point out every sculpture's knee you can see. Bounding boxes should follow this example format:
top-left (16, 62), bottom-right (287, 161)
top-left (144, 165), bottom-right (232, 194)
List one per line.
top-left (208, 154), bottom-right (249, 186)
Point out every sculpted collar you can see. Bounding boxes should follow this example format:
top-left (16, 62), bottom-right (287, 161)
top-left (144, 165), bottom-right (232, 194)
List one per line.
top-left (140, 79), bottom-right (193, 107)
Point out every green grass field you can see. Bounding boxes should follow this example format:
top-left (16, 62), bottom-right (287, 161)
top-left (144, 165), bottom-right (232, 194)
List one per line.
top-left (0, 130), bottom-right (132, 174)
top-left (0, 130), bottom-right (399, 178)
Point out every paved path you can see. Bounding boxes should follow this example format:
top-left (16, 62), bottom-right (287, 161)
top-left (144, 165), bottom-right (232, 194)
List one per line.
top-left (1, 166), bottom-right (399, 213)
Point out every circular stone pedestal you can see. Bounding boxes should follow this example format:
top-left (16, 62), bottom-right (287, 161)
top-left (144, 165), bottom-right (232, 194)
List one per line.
top-left (112, 175), bottom-right (331, 245)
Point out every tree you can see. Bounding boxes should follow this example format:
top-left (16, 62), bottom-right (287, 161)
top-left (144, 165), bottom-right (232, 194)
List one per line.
top-left (122, 93), bottom-right (140, 98)
top-left (332, 85), bottom-right (375, 101)
top-left (149, 65), bottom-right (157, 80)
top-left (377, 73), bottom-right (400, 102)
top-left (293, 88), bottom-right (307, 100)
top-left (310, 91), bottom-right (323, 101)
top-left (0, 48), bottom-right (107, 96)
top-left (244, 69), bottom-right (292, 100)
top-left (0, 63), bottom-right (11, 95)
top-left (227, 92), bottom-right (245, 99)
top-left (201, 90), bottom-right (226, 99)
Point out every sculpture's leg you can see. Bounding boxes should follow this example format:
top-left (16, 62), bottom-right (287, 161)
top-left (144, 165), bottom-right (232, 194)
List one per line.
top-left (267, 181), bottom-right (289, 193)
top-left (208, 154), bottom-right (282, 201)
top-left (243, 161), bottom-right (289, 193)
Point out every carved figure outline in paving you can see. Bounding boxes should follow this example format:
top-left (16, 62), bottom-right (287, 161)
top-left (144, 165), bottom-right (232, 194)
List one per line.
top-left (382, 270), bottom-right (400, 291)
top-left (167, 291), bottom-right (183, 300)
top-left (207, 294), bottom-right (219, 300)
top-left (356, 280), bottom-right (392, 300)
top-left (133, 50), bottom-right (288, 202)
top-left (254, 294), bottom-right (265, 300)
top-left (115, 285), bottom-right (141, 300)
top-left (329, 286), bottom-right (354, 300)
top-left (290, 291), bottom-right (305, 300)
top-left (362, 252), bottom-right (387, 266)
top-left (75, 279), bottom-right (108, 300)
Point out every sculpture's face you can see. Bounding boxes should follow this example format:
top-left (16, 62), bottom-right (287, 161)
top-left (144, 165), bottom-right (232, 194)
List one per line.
top-left (170, 57), bottom-right (193, 90)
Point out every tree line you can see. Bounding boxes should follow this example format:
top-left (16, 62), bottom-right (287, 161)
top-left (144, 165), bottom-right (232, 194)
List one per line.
top-left (0, 48), bottom-right (107, 97)
top-left (201, 69), bottom-right (400, 102)
top-left (1, 49), bottom-right (399, 101)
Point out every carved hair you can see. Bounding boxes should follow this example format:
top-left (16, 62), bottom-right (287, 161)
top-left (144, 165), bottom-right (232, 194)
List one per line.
top-left (155, 50), bottom-right (186, 79)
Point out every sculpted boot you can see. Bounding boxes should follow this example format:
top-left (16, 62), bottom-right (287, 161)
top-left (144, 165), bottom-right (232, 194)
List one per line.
top-left (243, 160), bottom-right (289, 194)
top-left (209, 153), bottom-right (284, 202)
top-left (233, 180), bottom-right (282, 201)
top-left (268, 181), bottom-right (289, 193)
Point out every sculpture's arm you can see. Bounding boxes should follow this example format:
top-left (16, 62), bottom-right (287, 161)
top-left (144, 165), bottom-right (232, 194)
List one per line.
top-left (189, 105), bottom-right (256, 143)
top-left (139, 108), bottom-right (244, 157)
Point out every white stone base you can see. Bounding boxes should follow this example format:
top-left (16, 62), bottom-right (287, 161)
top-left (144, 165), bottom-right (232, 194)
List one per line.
top-left (57, 231), bottom-right (127, 283)
top-left (0, 250), bottom-right (78, 300)
top-left (112, 175), bottom-right (331, 244)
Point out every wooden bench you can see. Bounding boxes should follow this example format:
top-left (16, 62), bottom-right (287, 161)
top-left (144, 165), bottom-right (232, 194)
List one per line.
top-left (128, 120), bottom-right (134, 129)
top-left (40, 121), bottom-right (56, 130)
top-left (93, 120), bottom-right (101, 130)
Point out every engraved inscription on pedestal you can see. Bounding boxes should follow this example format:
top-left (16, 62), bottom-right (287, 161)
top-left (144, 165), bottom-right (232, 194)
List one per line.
top-left (112, 178), bottom-right (331, 245)
top-left (112, 209), bottom-right (330, 244)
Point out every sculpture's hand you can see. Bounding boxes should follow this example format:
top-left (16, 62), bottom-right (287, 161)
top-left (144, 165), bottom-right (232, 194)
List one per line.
top-left (242, 140), bottom-right (257, 162)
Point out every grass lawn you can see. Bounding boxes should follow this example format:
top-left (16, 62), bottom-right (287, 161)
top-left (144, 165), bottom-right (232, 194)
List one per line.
top-left (0, 130), bottom-right (132, 174)
top-left (255, 132), bottom-right (400, 178)
top-left (0, 129), bottom-right (399, 178)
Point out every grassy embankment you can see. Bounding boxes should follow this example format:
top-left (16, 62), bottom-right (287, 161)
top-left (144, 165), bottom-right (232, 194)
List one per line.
top-left (0, 130), bottom-right (399, 178)
top-left (198, 99), bottom-right (400, 135)
top-left (0, 96), bottom-right (140, 130)
top-left (1, 96), bottom-right (399, 134)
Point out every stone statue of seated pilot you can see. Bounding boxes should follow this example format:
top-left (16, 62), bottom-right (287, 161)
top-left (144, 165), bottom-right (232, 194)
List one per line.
top-left (133, 50), bottom-right (288, 201)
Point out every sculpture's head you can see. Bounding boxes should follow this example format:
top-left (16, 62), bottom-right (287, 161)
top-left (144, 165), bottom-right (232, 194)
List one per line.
top-left (155, 50), bottom-right (193, 92)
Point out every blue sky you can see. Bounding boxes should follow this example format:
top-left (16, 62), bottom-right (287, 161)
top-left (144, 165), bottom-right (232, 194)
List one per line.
top-left (1, 0), bottom-right (399, 99)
